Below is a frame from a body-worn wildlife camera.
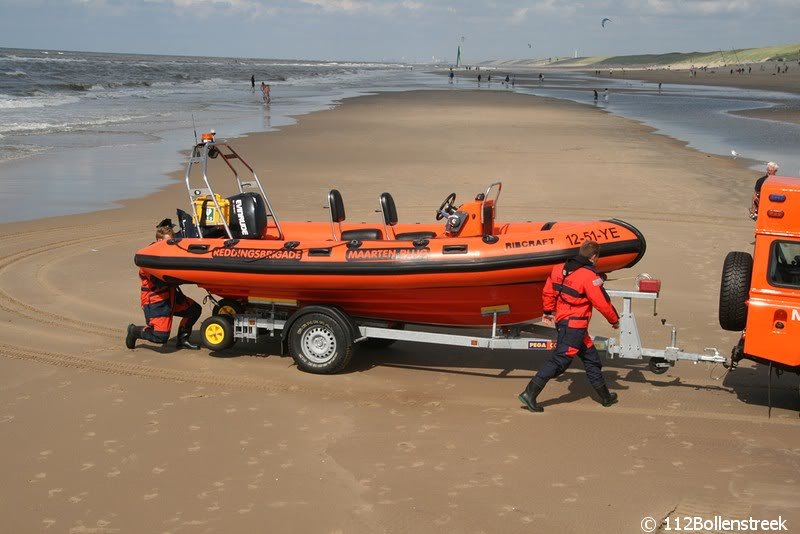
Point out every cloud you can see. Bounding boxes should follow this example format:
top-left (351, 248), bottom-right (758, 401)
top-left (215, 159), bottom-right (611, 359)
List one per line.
top-left (627, 0), bottom-right (754, 15)
top-left (402, 0), bottom-right (423, 9)
top-left (531, 0), bottom-right (579, 16)
top-left (299, 0), bottom-right (389, 13)
top-left (509, 6), bottom-right (528, 24)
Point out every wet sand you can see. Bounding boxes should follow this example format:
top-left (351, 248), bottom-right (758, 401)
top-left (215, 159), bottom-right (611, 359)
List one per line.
top-left (0, 90), bottom-right (797, 532)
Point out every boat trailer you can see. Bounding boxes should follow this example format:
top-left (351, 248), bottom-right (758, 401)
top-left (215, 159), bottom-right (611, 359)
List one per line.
top-left (200, 278), bottom-right (728, 374)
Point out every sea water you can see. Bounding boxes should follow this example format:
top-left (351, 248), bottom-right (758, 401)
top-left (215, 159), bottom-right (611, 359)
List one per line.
top-left (2, 47), bottom-right (800, 223)
top-left (511, 70), bottom-right (800, 176)
top-left (0, 48), bottom-right (441, 222)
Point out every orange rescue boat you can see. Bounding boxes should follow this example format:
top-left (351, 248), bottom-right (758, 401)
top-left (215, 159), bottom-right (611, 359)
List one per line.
top-left (134, 136), bottom-right (646, 327)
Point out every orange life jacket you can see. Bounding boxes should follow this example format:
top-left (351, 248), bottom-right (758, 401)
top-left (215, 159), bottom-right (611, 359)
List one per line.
top-left (139, 268), bottom-right (173, 308)
top-left (542, 258), bottom-right (619, 329)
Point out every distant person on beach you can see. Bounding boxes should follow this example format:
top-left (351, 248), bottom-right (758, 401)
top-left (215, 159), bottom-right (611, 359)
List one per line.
top-left (449, 68), bottom-right (454, 83)
top-left (505, 74), bottom-right (510, 85)
top-left (593, 89), bottom-right (598, 102)
top-left (251, 75), bottom-right (255, 90)
top-left (477, 74), bottom-right (482, 84)
top-left (750, 162), bottom-right (779, 220)
top-left (261, 82), bottom-right (271, 103)
top-left (126, 219), bottom-right (202, 351)
top-left (539, 73), bottom-right (543, 84)
top-left (658, 82), bottom-right (662, 93)
top-left (603, 88), bottom-right (609, 102)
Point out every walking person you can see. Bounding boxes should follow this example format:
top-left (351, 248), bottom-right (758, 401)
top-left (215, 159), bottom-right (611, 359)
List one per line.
top-left (126, 219), bottom-right (202, 350)
top-left (251, 74), bottom-right (255, 90)
top-left (518, 241), bottom-right (620, 412)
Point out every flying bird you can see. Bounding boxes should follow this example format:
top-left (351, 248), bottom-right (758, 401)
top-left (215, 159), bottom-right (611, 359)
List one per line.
top-left (731, 150), bottom-right (739, 158)
top-left (528, 43), bottom-right (532, 48)
top-left (601, 17), bottom-right (612, 28)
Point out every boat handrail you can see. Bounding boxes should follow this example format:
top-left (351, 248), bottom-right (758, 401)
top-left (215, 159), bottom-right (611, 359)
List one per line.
top-left (183, 139), bottom-right (284, 240)
top-left (481, 182), bottom-right (502, 226)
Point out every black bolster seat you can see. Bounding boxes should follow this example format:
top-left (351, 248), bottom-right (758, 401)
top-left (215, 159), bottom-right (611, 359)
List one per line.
top-left (379, 192), bottom-right (436, 240)
top-left (395, 231), bottom-right (437, 241)
top-left (341, 228), bottom-right (383, 241)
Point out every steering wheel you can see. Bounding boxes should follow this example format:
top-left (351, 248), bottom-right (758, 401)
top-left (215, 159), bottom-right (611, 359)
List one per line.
top-left (436, 193), bottom-right (457, 220)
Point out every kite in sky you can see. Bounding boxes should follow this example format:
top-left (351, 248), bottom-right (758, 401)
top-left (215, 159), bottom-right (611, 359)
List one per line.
top-left (601, 18), bottom-right (612, 28)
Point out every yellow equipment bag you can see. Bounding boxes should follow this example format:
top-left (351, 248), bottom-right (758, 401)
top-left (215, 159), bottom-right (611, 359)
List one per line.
top-left (194, 194), bottom-right (230, 227)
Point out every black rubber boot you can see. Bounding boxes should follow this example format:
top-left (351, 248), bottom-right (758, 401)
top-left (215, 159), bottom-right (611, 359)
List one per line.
top-left (176, 328), bottom-right (200, 350)
top-left (125, 324), bottom-right (143, 350)
top-left (593, 384), bottom-right (618, 407)
top-left (518, 377), bottom-right (547, 412)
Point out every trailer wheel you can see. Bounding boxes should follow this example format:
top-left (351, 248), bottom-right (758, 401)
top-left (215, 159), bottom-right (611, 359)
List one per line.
top-left (719, 251), bottom-right (752, 332)
top-left (213, 299), bottom-right (244, 317)
top-left (649, 357), bottom-right (669, 375)
top-left (201, 316), bottom-right (235, 351)
top-left (288, 313), bottom-right (353, 374)
top-left (362, 323), bottom-right (404, 349)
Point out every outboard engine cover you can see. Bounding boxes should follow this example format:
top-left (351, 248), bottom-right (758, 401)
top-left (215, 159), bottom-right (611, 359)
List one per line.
top-left (229, 192), bottom-right (267, 239)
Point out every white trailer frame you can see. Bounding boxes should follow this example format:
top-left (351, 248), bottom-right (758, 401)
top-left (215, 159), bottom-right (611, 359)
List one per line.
top-left (212, 287), bottom-right (727, 374)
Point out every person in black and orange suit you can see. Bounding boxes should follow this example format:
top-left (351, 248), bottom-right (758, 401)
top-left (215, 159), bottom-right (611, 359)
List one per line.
top-left (518, 240), bottom-right (620, 412)
top-left (126, 219), bottom-right (202, 350)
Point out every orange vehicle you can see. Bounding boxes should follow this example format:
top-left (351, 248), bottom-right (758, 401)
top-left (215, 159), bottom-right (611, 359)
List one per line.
top-left (135, 136), bottom-right (646, 330)
top-left (719, 174), bottom-right (800, 371)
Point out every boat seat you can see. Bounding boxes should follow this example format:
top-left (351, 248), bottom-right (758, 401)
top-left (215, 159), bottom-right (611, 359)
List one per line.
top-left (395, 231), bottom-right (437, 241)
top-left (379, 192), bottom-right (437, 240)
top-left (328, 189), bottom-right (383, 241)
top-left (341, 228), bottom-right (383, 241)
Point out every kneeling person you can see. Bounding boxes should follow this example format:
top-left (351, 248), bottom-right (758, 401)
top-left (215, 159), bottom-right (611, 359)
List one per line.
top-left (126, 219), bottom-right (202, 350)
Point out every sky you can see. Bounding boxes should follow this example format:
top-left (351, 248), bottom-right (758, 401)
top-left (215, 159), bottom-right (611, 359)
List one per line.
top-left (1, 0), bottom-right (798, 63)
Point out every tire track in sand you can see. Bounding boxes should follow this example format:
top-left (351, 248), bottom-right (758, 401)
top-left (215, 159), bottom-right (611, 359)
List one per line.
top-left (0, 231), bottom-right (140, 339)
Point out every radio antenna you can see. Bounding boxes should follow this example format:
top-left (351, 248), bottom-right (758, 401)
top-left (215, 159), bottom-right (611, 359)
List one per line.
top-left (191, 114), bottom-right (198, 144)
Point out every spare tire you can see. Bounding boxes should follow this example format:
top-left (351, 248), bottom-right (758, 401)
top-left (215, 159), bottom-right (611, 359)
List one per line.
top-left (719, 251), bottom-right (753, 331)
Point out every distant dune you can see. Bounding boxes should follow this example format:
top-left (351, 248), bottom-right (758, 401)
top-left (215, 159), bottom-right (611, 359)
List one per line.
top-left (484, 43), bottom-right (800, 69)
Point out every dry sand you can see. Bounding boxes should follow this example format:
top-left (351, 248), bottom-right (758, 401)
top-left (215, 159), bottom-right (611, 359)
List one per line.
top-left (0, 90), bottom-right (798, 533)
top-left (585, 63), bottom-right (800, 95)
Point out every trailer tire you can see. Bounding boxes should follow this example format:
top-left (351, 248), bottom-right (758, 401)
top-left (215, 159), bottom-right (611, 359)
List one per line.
top-left (288, 313), bottom-right (353, 374)
top-left (212, 299), bottom-right (244, 317)
top-left (718, 251), bottom-right (752, 332)
top-left (648, 357), bottom-right (669, 375)
top-left (201, 315), bottom-right (235, 352)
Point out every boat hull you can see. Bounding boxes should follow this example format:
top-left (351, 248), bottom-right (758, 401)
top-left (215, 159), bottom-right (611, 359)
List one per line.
top-left (135, 219), bottom-right (645, 326)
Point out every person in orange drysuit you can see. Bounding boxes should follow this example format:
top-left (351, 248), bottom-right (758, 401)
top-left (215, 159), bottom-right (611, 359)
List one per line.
top-left (126, 219), bottom-right (201, 350)
top-left (518, 240), bottom-right (620, 412)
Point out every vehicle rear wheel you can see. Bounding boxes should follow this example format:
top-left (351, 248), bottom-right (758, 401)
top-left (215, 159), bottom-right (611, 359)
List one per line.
top-left (719, 251), bottom-right (753, 332)
top-left (288, 313), bottom-right (353, 374)
top-left (201, 315), bottom-right (235, 351)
